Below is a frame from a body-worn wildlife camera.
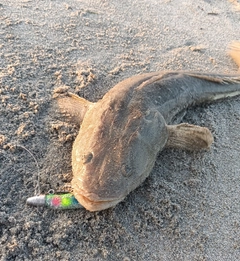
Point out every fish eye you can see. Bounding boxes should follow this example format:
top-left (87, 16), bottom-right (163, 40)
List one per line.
top-left (83, 152), bottom-right (93, 164)
top-left (121, 164), bottom-right (132, 177)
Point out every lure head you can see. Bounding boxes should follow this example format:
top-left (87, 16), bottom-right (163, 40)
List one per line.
top-left (67, 90), bottom-right (168, 211)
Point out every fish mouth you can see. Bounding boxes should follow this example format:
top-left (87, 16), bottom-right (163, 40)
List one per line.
top-left (73, 189), bottom-right (125, 212)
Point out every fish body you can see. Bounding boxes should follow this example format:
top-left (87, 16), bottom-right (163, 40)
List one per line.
top-left (55, 43), bottom-right (240, 211)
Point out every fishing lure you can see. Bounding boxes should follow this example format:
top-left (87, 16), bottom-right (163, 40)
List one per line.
top-left (26, 193), bottom-right (83, 209)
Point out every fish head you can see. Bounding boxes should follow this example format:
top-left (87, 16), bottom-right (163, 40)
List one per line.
top-left (71, 96), bottom-right (168, 211)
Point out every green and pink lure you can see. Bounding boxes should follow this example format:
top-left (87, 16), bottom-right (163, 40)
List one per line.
top-left (27, 193), bottom-right (83, 209)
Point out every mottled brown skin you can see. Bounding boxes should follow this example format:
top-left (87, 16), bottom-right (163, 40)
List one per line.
top-left (56, 43), bottom-right (240, 211)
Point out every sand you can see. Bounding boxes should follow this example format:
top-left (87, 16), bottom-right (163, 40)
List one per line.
top-left (0, 0), bottom-right (240, 260)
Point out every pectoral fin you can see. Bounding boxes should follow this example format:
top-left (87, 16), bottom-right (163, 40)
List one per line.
top-left (166, 123), bottom-right (213, 151)
top-left (55, 92), bottom-right (94, 125)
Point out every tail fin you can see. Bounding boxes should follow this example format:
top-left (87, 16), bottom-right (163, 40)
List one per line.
top-left (228, 41), bottom-right (240, 68)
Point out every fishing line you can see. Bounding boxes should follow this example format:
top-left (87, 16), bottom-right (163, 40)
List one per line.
top-left (17, 144), bottom-right (41, 196)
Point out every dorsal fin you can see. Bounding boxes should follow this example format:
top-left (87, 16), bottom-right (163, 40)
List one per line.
top-left (55, 92), bottom-right (94, 125)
